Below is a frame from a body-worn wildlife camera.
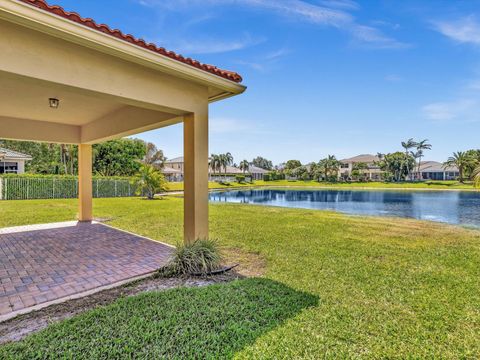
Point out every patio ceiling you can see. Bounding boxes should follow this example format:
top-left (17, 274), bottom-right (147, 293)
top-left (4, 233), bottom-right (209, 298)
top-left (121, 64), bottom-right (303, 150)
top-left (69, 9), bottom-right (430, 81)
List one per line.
top-left (0, 70), bottom-right (180, 144)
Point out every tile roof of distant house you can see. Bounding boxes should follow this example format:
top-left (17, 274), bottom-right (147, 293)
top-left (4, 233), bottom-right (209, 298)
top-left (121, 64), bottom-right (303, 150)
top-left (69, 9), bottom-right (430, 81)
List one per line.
top-left (165, 156), bottom-right (184, 163)
top-left (164, 157), bottom-right (268, 175)
top-left (0, 147), bottom-right (32, 160)
top-left (248, 165), bottom-right (268, 174)
top-left (419, 161), bottom-right (458, 172)
top-left (18, 0), bottom-right (243, 83)
top-left (340, 154), bottom-right (380, 163)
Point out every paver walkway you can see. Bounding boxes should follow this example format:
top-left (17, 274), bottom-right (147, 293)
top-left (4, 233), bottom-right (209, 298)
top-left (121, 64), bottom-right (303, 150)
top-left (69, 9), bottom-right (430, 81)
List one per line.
top-left (0, 221), bottom-right (173, 321)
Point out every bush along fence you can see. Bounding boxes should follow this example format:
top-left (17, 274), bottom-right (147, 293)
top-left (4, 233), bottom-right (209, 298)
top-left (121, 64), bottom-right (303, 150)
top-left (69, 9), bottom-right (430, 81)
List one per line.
top-left (0, 175), bottom-right (138, 200)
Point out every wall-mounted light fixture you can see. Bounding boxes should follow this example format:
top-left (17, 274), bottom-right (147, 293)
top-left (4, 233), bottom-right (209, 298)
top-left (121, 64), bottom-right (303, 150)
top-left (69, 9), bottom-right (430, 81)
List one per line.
top-left (49, 98), bottom-right (60, 109)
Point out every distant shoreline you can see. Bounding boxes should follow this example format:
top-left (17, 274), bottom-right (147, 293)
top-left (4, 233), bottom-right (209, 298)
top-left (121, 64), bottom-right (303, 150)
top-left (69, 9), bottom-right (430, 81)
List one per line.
top-left (164, 181), bottom-right (479, 194)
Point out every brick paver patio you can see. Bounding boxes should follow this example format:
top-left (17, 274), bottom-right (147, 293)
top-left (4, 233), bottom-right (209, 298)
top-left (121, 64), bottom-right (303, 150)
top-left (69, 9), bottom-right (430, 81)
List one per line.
top-left (0, 222), bottom-right (174, 321)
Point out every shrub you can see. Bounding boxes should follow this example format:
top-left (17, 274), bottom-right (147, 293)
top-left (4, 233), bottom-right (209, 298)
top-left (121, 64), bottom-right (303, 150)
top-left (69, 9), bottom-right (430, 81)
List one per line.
top-left (235, 175), bottom-right (246, 183)
top-left (301, 173), bottom-right (311, 181)
top-left (263, 174), bottom-right (271, 181)
top-left (159, 239), bottom-right (222, 276)
top-left (325, 175), bottom-right (338, 183)
top-left (133, 164), bottom-right (168, 199)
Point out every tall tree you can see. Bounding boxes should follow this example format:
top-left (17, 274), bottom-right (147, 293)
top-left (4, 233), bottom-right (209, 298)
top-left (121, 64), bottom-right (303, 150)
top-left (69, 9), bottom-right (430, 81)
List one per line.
top-left (415, 139), bottom-right (432, 180)
top-left (285, 160), bottom-right (302, 171)
top-left (443, 151), bottom-right (474, 183)
top-left (93, 139), bottom-right (146, 176)
top-left (0, 140), bottom-right (76, 175)
top-left (225, 152), bottom-right (233, 175)
top-left (1, 138), bottom-right (158, 177)
top-left (209, 154), bottom-right (221, 176)
top-left (218, 152), bottom-right (233, 177)
top-left (379, 152), bottom-right (415, 182)
top-left (410, 150), bottom-right (422, 180)
top-left (251, 156), bottom-right (273, 170)
top-left (401, 138), bottom-right (418, 180)
top-left (143, 142), bottom-right (165, 170)
top-left (473, 164), bottom-right (480, 188)
top-left (239, 160), bottom-right (249, 174)
top-left (318, 155), bottom-right (341, 181)
top-left (352, 162), bottom-right (368, 181)
top-left (464, 149), bottom-right (480, 178)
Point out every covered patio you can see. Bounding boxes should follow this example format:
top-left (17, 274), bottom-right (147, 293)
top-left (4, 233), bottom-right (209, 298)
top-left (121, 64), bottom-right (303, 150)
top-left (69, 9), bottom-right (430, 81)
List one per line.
top-left (0, 0), bottom-right (245, 320)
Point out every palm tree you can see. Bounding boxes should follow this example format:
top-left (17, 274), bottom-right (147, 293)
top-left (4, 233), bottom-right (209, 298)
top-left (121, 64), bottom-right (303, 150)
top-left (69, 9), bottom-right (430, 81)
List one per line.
top-left (318, 155), bottom-right (340, 181)
top-left (410, 150), bottom-right (422, 180)
top-left (239, 160), bottom-right (249, 174)
top-left (220, 152), bottom-right (233, 178)
top-left (473, 164), bottom-right (480, 188)
top-left (217, 154), bottom-right (226, 178)
top-left (133, 164), bottom-right (168, 199)
top-left (327, 155), bottom-right (340, 179)
top-left (225, 152), bottom-right (233, 171)
top-left (209, 154), bottom-right (221, 176)
top-left (443, 151), bottom-right (474, 183)
top-left (415, 139), bottom-right (432, 180)
top-left (401, 138), bottom-right (418, 180)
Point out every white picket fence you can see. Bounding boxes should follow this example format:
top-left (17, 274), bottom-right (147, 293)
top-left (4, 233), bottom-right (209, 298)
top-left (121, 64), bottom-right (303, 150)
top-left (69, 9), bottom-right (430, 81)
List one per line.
top-left (0, 177), bottom-right (136, 200)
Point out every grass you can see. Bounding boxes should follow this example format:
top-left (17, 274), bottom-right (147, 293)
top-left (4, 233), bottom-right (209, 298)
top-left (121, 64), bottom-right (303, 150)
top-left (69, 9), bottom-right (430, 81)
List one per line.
top-left (167, 179), bottom-right (477, 191)
top-left (0, 279), bottom-right (317, 359)
top-left (1, 197), bottom-right (480, 358)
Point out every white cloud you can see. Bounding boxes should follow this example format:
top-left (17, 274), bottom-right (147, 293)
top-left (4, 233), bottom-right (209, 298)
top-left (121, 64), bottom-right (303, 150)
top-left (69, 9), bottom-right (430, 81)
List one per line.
top-left (235, 47), bottom-right (291, 72)
top-left (350, 25), bottom-right (408, 49)
top-left (140, 0), bottom-right (352, 26)
top-left (265, 47), bottom-right (291, 60)
top-left (318, 0), bottom-right (360, 11)
top-left (234, 60), bottom-right (266, 71)
top-left (422, 99), bottom-right (478, 121)
top-left (138, 0), bottom-right (407, 49)
top-left (433, 16), bottom-right (480, 45)
top-left (242, 0), bottom-right (352, 27)
top-left (171, 34), bottom-right (265, 54)
top-left (385, 74), bottom-right (403, 82)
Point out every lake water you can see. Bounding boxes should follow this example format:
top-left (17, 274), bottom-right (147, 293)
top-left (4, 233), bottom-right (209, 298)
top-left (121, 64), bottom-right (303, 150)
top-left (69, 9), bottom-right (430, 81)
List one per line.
top-left (209, 189), bottom-right (480, 227)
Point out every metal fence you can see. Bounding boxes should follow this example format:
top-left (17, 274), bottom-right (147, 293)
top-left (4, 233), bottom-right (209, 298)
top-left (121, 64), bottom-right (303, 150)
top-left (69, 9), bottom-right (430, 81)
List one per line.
top-left (0, 177), bottom-right (137, 200)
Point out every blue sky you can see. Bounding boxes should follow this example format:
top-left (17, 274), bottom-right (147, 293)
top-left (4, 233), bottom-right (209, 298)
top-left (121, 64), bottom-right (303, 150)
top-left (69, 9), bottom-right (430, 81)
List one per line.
top-left (55, 0), bottom-right (480, 164)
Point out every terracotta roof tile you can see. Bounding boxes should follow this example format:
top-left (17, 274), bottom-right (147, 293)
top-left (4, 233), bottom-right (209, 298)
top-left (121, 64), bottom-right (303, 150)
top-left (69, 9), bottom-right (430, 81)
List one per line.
top-left (18, 0), bottom-right (243, 83)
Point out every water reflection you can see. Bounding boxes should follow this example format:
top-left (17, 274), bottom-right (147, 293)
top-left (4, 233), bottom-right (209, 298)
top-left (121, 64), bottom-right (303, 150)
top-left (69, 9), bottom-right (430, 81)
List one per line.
top-left (209, 189), bottom-right (480, 227)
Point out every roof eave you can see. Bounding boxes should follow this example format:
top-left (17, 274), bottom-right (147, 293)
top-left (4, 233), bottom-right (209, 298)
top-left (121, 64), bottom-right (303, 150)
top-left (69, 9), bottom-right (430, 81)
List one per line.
top-left (0, 0), bottom-right (246, 102)
top-left (5, 156), bottom-right (33, 160)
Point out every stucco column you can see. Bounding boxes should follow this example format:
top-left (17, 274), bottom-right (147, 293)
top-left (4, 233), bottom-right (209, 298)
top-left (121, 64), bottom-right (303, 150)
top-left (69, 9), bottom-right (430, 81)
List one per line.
top-left (183, 109), bottom-right (209, 243)
top-left (78, 144), bottom-right (93, 222)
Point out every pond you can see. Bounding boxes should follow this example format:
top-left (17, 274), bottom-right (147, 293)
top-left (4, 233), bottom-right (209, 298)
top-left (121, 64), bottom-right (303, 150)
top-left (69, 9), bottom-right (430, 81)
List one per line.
top-left (209, 188), bottom-right (480, 227)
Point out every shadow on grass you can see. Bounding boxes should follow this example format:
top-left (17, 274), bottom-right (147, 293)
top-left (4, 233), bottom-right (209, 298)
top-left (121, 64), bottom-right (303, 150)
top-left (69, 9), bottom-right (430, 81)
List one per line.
top-left (0, 278), bottom-right (318, 359)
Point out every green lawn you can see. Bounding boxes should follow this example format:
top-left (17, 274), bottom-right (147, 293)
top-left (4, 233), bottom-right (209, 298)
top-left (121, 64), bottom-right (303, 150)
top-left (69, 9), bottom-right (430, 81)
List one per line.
top-left (1, 197), bottom-right (480, 358)
top-left (167, 179), bottom-right (477, 191)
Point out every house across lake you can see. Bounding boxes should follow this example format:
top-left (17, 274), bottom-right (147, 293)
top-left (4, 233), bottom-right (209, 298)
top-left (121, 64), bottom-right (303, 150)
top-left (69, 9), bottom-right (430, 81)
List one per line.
top-left (0, 147), bottom-right (32, 174)
top-left (339, 154), bottom-right (459, 181)
top-left (163, 156), bottom-right (268, 181)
